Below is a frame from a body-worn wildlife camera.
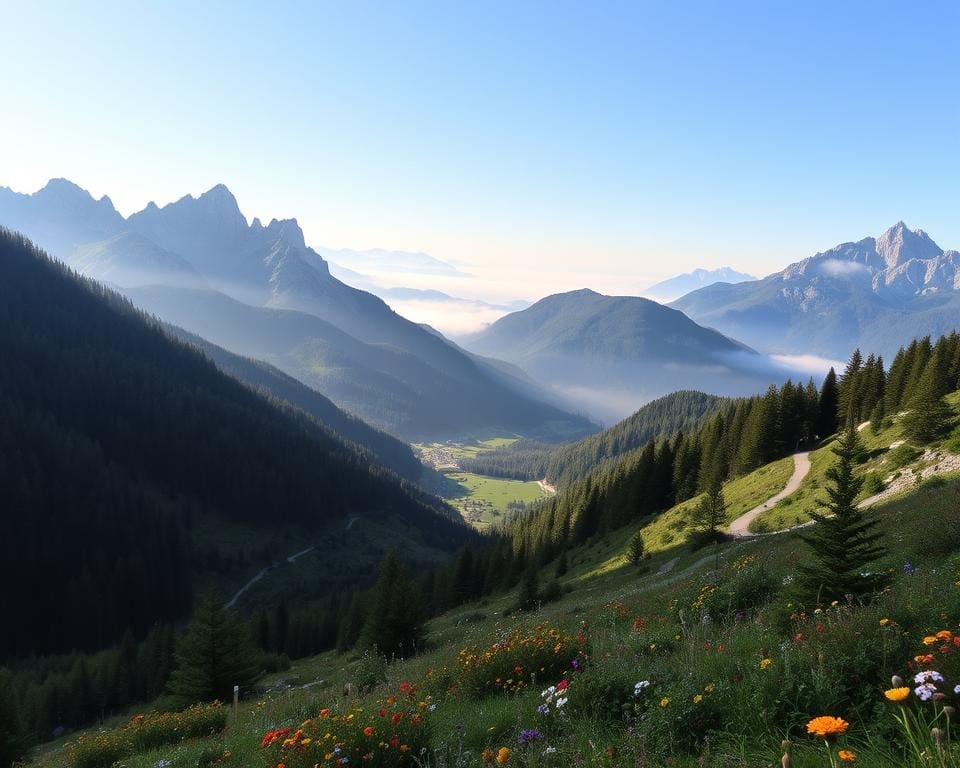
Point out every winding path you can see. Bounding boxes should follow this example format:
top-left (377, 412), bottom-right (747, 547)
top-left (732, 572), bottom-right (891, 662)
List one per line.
top-left (728, 451), bottom-right (811, 538)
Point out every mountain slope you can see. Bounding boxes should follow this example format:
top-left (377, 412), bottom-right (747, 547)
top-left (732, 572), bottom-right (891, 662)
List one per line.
top-left (462, 289), bottom-right (782, 421)
top-left (128, 284), bottom-right (592, 441)
top-left (0, 179), bottom-right (593, 442)
top-left (161, 325), bottom-right (424, 481)
top-left (0, 229), bottom-right (473, 660)
top-left (643, 266), bottom-right (756, 301)
top-left (672, 222), bottom-right (960, 360)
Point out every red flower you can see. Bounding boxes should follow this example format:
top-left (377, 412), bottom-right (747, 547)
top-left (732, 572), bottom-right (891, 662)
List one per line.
top-left (392, 712), bottom-right (403, 725)
top-left (557, 679), bottom-right (569, 691)
top-left (378, 709), bottom-right (387, 717)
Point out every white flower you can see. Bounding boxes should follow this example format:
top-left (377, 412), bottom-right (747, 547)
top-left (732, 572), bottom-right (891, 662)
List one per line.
top-left (914, 670), bottom-right (944, 684)
top-left (542, 746), bottom-right (557, 756)
top-left (555, 697), bottom-right (567, 708)
top-left (915, 683), bottom-right (937, 701)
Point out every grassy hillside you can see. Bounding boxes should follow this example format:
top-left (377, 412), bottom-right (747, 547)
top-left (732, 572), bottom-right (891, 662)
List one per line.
top-left (38, 462), bottom-right (960, 768)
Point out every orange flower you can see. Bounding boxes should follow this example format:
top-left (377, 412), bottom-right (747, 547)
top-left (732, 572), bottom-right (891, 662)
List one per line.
top-left (936, 630), bottom-right (953, 640)
top-left (806, 716), bottom-right (849, 738)
top-left (838, 749), bottom-right (856, 762)
top-left (884, 687), bottom-right (911, 702)
top-left (363, 726), bottom-right (375, 737)
top-left (482, 748), bottom-right (495, 764)
top-left (319, 708), bottom-right (330, 719)
top-left (496, 747), bottom-right (512, 765)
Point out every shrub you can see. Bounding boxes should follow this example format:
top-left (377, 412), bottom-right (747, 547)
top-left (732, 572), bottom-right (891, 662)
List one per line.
top-left (862, 472), bottom-right (886, 496)
top-left (567, 665), bottom-right (636, 722)
top-left (456, 622), bottom-right (590, 697)
top-left (353, 649), bottom-right (389, 693)
top-left (695, 555), bottom-right (777, 622)
top-left (66, 702), bottom-right (227, 768)
top-left (260, 683), bottom-right (431, 768)
top-left (887, 444), bottom-right (921, 470)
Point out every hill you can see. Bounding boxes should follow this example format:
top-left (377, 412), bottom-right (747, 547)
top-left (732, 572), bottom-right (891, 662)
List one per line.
top-left (461, 288), bottom-right (788, 422)
top-left (460, 390), bottom-right (729, 487)
top-left (0, 179), bottom-right (594, 441)
top-left (672, 221), bottom-right (960, 360)
top-left (0, 229), bottom-right (474, 662)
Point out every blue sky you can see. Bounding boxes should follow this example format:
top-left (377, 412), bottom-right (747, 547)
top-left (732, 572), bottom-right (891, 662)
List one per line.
top-left (1, 1), bottom-right (958, 301)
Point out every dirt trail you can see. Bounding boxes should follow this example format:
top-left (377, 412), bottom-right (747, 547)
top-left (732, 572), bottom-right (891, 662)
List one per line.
top-left (728, 452), bottom-right (811, 538)
top-left (537, 479), bottom-right (557, 495)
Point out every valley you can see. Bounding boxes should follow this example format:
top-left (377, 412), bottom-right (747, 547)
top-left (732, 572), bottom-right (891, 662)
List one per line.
top-left (416, 438), bottom-right (551, 529)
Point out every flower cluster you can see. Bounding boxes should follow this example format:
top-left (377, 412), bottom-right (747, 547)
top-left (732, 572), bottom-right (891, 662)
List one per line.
top-left (538, 678), bottom-right (569, 715)
top-left (66, 702), bottom-right (227, 768)
top-left (456, 623), bottom-right (589, 697)
top-left (259, 684), bottom-right (431, 768)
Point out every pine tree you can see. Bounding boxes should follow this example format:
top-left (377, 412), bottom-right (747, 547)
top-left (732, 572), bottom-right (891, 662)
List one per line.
top-left (798, 424), bottom-right (887, 603)
top-left (554, 550), bottom-right (568, 577)
top-left (902, 352), bottom-right (954, 443)
top-left (359, 551), bottom-right (425, 658)
top-left (626, 531), bottom-right (646, 567)
top-left (691, 476), bottom-right (726, 541)
top-left (515, 566), bottom-right (540, 611)
top-left (0, 669), bottom-right (28, 768)
top-left (817, 368), bottom-right (839, 439)
top-left (167, 592), bottom-right (261, 706)
top-left (838, 349), bottom-right (863, 426)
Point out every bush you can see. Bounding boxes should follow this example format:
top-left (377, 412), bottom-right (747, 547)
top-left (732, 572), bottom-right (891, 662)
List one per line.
top-left (456, 623), bottom-right (590, 697)
top-left (886, 444), bottom-right (921, 469)
top-left (353, 649), bottom-right (389, 693)
top-left (66, 702), bottom-right (227, 768)
top-left (862, 471), bottom-right (886, 496)
top-left (567, 665), bottom-right (636, 722)
top-left (260, 683), bottom-right (431, 768)
top-left (695, 555), bottom-right (777, 622)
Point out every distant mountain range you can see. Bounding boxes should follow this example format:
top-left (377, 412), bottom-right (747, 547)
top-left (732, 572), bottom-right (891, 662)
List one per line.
top-left (672, 222), bottom-right (960, 360)
top-left (316, 246), bottom-right (470, 277)
top-left (0, 179), bottom-right (593, 441)
top-left (460, 288), bottom-right (791, 422)
top-left (643, 266), bottom-right (756, 301)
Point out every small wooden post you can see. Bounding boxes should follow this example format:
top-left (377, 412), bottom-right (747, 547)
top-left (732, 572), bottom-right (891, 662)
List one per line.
top-left (233, 684), bottom-right (239, 718)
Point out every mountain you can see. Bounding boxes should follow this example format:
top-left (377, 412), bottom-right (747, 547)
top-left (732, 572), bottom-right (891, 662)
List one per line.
top-left (0, 229), bottom-right (475, 660)
top-left (0, 179), bottom-right (593, 441)
top-left (461, 289), bottom-right (786, 422)
top-left (672, 222), bottom-right (960, 360)
top-left (643, 266), bottom-right (756, 301)
top-left (126, 284), bottom-right (591, 440)
top-left (161, 325), bottom-right (423, 481)
top-left (316, 246), bottom-right (469, 277)
top-left (460, 390), bottom-right (728, 486)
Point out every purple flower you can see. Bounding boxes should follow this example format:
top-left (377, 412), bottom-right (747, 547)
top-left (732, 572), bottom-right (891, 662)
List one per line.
top-left (571, 658), bottom-right (582, 671)
top-left (904, 562), bottom-right (920, 576)
top-left (536, 704), bottom-right (549, 715)
top-left (955, 684), bottom-right (960, 695)
top-left (519, 729), bottom-right (544, 745)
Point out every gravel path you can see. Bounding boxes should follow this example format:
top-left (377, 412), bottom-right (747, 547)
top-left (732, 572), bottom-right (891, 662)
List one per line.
top-left (728, 451), bottom-right (811, 538)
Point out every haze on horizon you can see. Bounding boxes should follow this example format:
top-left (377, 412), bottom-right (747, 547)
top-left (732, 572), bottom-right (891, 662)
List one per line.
top-left (2, 1), bottom-right (958, 314)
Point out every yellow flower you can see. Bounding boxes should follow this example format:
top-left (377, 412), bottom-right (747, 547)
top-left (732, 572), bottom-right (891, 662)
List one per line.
top-left (659, 697), bottom-right (670, 708)
top-left (693, 694), bottom-right (703, 704)
top-left (759, 658), bottom-right (773, 670)
top-left (704, 683), bottom-right (716, 693)
top-left (879, 618), bottom-right (890, 626)
top-left (838, 748), bottom-right (856, 762)
top-left (923, 636), bottom-right (937, 646)
top-left (496, 746), bottom-right (512, 765)
top-left (884, 687), bottom-right (911, 702)
top-left (806, 716), bottom-right (849, 738)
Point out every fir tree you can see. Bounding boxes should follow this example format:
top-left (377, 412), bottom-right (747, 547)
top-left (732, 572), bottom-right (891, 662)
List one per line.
top-left (0, 669), bottom-right (28, 768)
top-left (554, 550), bottom-right (568, 577)
top-left (817, 368), bottom-right (839, 439)
top-left (626, 531), bottom-right (646, 567)
top-left (902, 359), bottom-right (954, 443)
top-left (691, 476), bottom-right (727, 541)
top-left (798, 424), bottom-right (887, 603)
top-left (515, 566), bottom-right (540, 612)
top-left (167, 592), bottom-right (261, 706)
top-left (359, 551), bottom-right (425, 658)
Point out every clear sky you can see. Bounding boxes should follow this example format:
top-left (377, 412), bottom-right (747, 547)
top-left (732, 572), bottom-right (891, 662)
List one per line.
top-left (1, 1), bottom-right (958, 302)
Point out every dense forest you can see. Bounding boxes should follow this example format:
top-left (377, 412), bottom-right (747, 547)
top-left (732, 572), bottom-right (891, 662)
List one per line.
top-left (460, 390), bottom-right (728, 486)
top-left (0, 229), bottom-right (473, 664)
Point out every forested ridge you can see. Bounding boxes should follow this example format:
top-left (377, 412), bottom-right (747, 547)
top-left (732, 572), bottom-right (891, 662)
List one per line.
top-left (460, 390), bottom-right (728, 486)
top-left (0, 229), bottom-right (473, 662)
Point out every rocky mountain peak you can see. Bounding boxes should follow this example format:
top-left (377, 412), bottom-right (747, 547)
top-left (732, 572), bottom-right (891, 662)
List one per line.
top-left (875, 221), bottom-right (942, 269)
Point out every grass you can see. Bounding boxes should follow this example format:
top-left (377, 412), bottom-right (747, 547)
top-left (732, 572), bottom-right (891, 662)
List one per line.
top-left (36, 472), bottom-right (960, 768)
top-left (442, 471), bottom-right (547, 530)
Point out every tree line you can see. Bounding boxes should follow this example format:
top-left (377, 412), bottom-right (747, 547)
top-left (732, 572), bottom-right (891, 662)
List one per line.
top-left (460, 391), bottom-right (728, 486)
